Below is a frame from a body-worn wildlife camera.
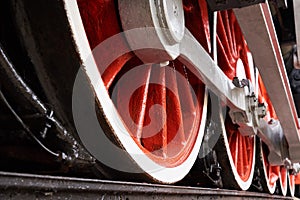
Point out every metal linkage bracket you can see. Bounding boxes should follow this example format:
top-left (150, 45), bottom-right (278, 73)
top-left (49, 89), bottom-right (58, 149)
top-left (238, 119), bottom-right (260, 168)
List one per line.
top-left (119, 0), bottom-right (294, 166)
top-left (234, 2), bottom-right (300, 164)
top-left (258, 119), bottom-right (290, 165)
top-left (229, 78), bottom-right (259, 136)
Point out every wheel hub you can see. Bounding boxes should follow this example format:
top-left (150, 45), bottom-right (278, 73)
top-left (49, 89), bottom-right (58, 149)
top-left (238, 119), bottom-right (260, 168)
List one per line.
top-left (118, 0), bottom-right (185, 63)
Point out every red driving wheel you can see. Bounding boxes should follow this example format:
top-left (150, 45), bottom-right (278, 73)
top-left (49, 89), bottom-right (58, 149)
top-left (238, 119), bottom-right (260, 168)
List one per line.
top-left (75, 0), bottom-right (210, 183)
top-left (214, 10), bottom-right (256, 190)
top-left (257, 74), bottom-right (281, 194)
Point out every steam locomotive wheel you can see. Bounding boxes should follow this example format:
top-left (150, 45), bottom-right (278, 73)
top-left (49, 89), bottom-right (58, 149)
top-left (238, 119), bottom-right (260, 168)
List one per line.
top-left (214, 10), bottom-right (256, 190)
top-left (257, 74), bottom-right (290, 196)
top-left (257, 74), bottom-right (279, 194)
top-left (257, 142), bottom-right (278, 194)
top-left (74, 0), bottom-right (208, 183)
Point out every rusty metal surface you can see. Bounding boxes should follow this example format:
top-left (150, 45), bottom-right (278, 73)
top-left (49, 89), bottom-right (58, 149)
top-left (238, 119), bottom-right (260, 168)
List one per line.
top-left (0, 171), bottom-right (293, 199)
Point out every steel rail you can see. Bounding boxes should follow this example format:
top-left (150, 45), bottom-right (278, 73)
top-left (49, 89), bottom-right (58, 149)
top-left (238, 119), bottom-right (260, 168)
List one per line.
top-left (0, 171), bottom-right (293, 199)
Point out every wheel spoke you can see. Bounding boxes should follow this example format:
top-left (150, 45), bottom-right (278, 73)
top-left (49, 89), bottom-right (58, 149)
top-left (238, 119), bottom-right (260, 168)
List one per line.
top-left (289, 174), bottom-right (295, 196)
top-left (141, 65), bottom-right (167, 156)
top-left (215, 9), bottom-right (256, 190)
top-left (102, 54), bottom-right (134, 89)
top-left (269, 167), bottom-right (279, 185)
top-left (223, 12), bottom-right (235, 57)
top-left (218, 12), bottom-right (237, 65)
top-left (238, 135), bottom-right (245, 177)
top-left (133, 65), bottom-right (152, 141)
top-left (243, 137), bottom-right (249, 176)
top-left (280, 167), bottom-right (288, 196)
top-left (234, 132), bottom-right (239, 168)
top-left (176, 65), bottom-right (197, 142)
top-left (112, 63), bottom-right (152, 141)
top-left (165, 63), bottom-right (185, 157)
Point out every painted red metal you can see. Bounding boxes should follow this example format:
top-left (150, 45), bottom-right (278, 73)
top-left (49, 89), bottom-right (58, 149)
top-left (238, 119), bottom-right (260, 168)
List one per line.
top-left (280, 167), bottom-right (288, 195)
top-left (114, 59), bottom-right (205, 167)
top-left (77, 0), bottom-right (134, 89)
top-left (225, 117), bottom-right (254, 181)
top-left (289, 174), bottom-right (295, 195)
top-left (263, 150), bottom-right (279, 188)
top-left (258, 75), bottom-right (281, 189)
top-left (217, 10), bottom-right (255, 182)
top-left (217, 11), bottom-right (247, 80)
top-left (258, 75), bottom-right (277, 120)
top-left (234, 3), bottom-right (300, 162)
top-left (77, 0), bottom-right (208, 167)
top-left (295, 173), bottom-right (300, 184)
top-left (184, 0), bottom-right (211, 53)
top-left (261, 142), bottom-right (279, 191)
